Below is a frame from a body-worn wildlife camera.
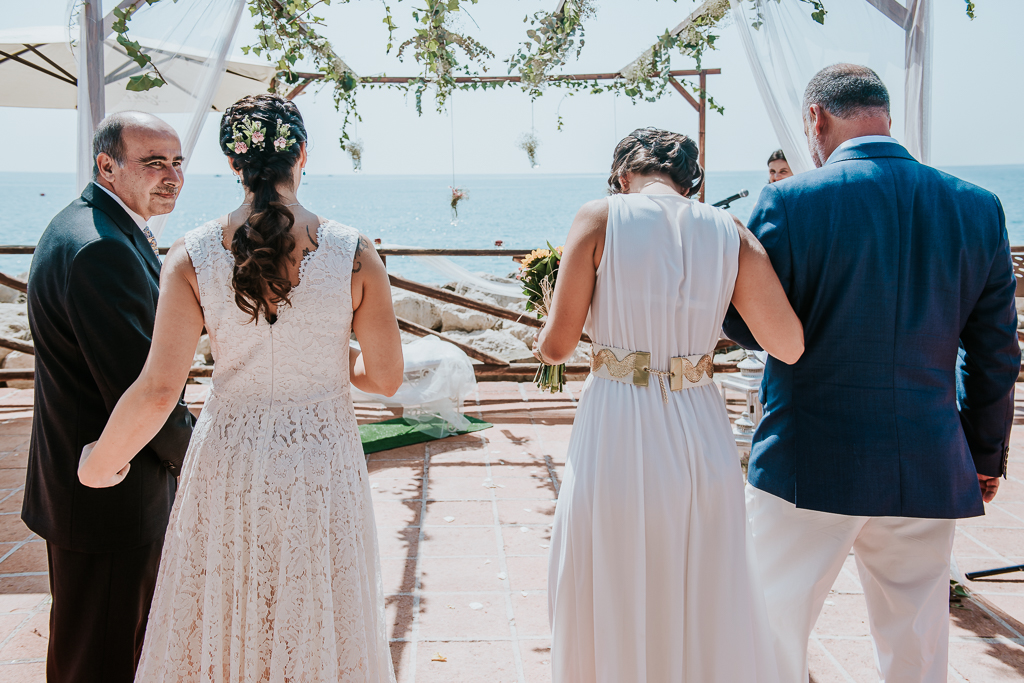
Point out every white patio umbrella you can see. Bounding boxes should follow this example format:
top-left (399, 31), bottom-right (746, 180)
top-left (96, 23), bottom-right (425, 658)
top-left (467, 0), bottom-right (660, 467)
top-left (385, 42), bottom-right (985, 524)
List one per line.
top-left (0, 26), bottom-right (276, 113)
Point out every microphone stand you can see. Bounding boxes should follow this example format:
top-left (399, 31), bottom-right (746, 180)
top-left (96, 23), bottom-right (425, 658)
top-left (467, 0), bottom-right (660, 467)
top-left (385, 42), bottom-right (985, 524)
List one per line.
top-left (966, 564), bottom-right (1024, 580)
top-left (712, 189), bottom-right (749, 209)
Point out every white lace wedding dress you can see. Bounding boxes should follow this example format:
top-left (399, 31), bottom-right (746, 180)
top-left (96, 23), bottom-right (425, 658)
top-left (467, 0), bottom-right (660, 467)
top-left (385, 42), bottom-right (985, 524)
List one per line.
top-left (135, 220), bottom-right (395, 683)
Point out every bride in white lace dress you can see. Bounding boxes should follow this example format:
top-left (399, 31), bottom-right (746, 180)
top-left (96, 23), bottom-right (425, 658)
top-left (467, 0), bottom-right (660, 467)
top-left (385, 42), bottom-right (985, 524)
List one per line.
top-left (78, 94), bottom-right (403, 682)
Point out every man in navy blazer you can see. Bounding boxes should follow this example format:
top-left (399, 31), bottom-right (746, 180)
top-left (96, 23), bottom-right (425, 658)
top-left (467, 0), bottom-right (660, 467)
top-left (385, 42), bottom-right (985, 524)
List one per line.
top-left (724, 64), bottom-right (1018, 682)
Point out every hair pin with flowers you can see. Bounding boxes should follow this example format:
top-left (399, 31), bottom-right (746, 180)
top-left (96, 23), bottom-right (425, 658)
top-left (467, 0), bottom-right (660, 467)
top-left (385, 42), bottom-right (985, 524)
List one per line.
top-left (230, 116), bottom-right (266, 155)
top-left (273, 118), bottom-right (297, 152)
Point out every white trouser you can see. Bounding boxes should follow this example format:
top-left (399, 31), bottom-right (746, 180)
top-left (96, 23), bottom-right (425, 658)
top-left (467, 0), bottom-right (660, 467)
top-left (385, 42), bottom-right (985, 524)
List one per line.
top-left (745, 484), bottom-right (956, 683)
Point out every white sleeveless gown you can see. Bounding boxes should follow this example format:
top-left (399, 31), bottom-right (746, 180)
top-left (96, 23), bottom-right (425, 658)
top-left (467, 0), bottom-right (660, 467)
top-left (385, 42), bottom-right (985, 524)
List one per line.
top-left (135, 220), bottom-right (395, 683)
top-left (548, 194), bottom-right (779, 682)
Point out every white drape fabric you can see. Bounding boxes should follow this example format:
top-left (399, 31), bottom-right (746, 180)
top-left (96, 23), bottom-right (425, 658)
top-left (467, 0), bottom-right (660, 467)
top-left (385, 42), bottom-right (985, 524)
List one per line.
top-left (70, 0), bottom-right (247, 237)
top-left (729, 0), bottom-right (933, 171)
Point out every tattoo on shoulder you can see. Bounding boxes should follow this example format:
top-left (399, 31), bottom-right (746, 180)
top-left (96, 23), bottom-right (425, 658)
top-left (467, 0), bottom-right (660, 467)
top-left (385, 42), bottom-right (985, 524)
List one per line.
top-left (352, 235), bottom-right (370, 273)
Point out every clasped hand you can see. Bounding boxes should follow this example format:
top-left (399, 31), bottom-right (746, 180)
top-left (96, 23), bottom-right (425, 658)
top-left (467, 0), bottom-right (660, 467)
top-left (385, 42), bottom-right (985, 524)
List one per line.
top-left (78, 441), bottom-right (131, 488)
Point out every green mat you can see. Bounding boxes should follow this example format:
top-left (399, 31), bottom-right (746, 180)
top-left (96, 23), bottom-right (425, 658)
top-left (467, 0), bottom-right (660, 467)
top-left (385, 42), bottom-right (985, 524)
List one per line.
top-left (359, 415), bottom-right (492, 455)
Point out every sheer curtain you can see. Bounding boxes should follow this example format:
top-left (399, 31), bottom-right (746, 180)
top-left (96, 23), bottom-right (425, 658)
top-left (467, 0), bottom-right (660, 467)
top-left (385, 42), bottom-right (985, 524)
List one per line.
top-left (69, 0), bottom-right (247, 238)
top-left (729, 0), bottom-right (932, 173)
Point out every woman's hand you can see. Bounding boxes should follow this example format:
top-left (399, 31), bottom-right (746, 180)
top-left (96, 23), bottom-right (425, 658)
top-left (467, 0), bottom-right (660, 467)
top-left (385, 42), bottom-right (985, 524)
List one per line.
top-left (531, 332), bottom-right (545, 364)
top-left (79, 442), bottom-right (131, 488)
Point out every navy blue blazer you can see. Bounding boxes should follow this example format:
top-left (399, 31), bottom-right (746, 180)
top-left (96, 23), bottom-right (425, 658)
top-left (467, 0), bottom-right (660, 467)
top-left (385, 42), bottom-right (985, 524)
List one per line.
top-left (723, 141), bottom-right (1018, 519)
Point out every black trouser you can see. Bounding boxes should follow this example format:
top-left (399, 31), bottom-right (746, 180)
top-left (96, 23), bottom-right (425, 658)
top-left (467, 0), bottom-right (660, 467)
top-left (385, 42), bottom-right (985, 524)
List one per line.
top-left (45, 539), bottom-right (163, 683)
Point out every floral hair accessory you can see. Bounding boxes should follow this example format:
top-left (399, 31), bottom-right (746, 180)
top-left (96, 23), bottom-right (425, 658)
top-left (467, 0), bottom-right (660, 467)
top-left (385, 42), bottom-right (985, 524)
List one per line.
top-left (273, 118), bottom-right (297, 152)
top-left (230, 116), bottom-right (267, 154)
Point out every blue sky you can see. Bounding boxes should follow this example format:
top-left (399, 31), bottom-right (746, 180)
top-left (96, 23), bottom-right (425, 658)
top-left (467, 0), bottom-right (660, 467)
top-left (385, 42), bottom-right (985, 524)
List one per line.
top-left (2, 0), bottom-right (1023, 175)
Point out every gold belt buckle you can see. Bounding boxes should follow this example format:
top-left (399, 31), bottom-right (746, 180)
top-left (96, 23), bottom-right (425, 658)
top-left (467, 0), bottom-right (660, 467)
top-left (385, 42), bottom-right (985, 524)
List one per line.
top-left (668, 354), bottom-right (714, 391)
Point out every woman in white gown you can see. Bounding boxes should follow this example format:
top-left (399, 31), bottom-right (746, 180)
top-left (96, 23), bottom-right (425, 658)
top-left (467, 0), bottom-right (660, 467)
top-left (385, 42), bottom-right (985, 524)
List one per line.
top-left (78, 94), bottom-right (403, 682)
top-left (536, 128), bottom-right (804, 682)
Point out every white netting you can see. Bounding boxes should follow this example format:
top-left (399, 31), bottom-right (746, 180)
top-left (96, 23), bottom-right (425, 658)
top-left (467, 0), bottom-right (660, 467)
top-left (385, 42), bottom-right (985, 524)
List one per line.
top-left (350, 336), bottom-right (478, 438)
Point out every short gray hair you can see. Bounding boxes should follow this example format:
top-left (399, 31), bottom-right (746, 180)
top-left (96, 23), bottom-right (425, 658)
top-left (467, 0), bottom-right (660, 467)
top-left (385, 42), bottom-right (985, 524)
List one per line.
top-left (91, 112), bottom-right (138, 177)
top-left (803, 64), bottom-right (890, 119)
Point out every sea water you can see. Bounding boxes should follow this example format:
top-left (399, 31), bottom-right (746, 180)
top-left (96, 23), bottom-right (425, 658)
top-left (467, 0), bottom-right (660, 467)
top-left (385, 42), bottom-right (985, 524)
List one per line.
top-left (2, 166), bottom-right (1021, 284)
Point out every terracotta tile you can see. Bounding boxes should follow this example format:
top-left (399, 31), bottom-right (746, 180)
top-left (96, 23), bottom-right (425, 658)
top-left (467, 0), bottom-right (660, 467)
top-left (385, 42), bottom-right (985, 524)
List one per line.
top-left (954, 529), bottom-right (1001, 559)
top-left (426, 439), bottom-right (488, 456)
top-left (377, 527), bottom-right (419, 560)
top-left (519, 640), bottom-right (553, 683)
top-left (0, 452), bottom-right (28, 469)
top-left (960, 505), bottom-right (1024, 528)
top-left (419, 526), bottom-right (497, 557)
top-left (423, 501), bottom-right (494, 526)
top-left (0, 420), bottom-right (32, 436)
top-left (379, 559), bottom-right (416, 594)
top-left (372, 500), bottom-right (421, 529)
top-left (0, 592), bottom-right (47, 613)
top-left (413, 640), bottom-right (517, 683)
top-left (995, 478), bottom-right (1024, 503)
top-left (496, 500), bottom-right (556, 526)
top-left (511, 592), bottom-right (551, 639)
top-left (487, 461), bottom-right (549, 479)
top-left (390, 640), bottom-right (414, 683)
top-left (812, 637), bottom-right (878, 681)
top-left (0, 542), bottom-right (46, 575)
top-left (0, 470), bottom-right (25, 490)
top-left (0, 611), bottom-right (48, 660)
top-left (502, 527), bottom-right (553, 558)
top-left (385, 594), bottom-right (415, 641)
top-left (967, 528), bottom-right (1024, 558)
top-left (416, 592), bottom-right (510, 640)
top-left (0, 612), bottom-right (27, 642)
top-left (492, 476), bottom-right (557, 500)
top-left (0, 436), bottom-right (28, 453)
top-left (425, 476), bottom-right (494, 501)
top-left (974, 594), bottom-right (1024, 635)
top-left (950, 597), bottom-right (1021, 639)
top-left (0, 662), bottom-right (46, 683)
top-left (421, 462), bottom-right (490, 478)
top-left (417, 556), bottom-right (503, 593)
top-left (813, 594), bottom-right (871, 638)
top-left (806, 638), bottom-right (853, 683)
top-left (372, 444), bottom-right (429, 461)
top-left (505, 556), bottom-right (549, 592)
top-left (947, 640), bottom-right (1024, 682)
top-left (370, 477), bottom-right (423, 502)
top-left (367, 459), bottom-right (423, 477)
top-left (0, 492), bottom-right (22, 516)
top-left (0, 516), bottom-right (32, 543)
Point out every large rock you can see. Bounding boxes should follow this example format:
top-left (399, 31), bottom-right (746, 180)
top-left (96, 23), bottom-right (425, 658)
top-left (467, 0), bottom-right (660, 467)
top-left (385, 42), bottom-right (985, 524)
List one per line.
top-left (194, 334), bottom-right (213, 365)
top-left (392, 291), bottom-right (442, 330)
top-left (2, 350), bottom-right (34, 389)
top-left (0, 303), bottom-right (31, 365)
top-left (440, 304), bottom-right (498, 333)
top-left (443, 329), bottom-right (535, 363)
top-left (451, 277), bottom-right (525, 310)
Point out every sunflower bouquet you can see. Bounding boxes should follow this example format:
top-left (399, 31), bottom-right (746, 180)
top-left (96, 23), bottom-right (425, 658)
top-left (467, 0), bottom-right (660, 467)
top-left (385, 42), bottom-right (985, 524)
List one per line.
top-left (518, 242), bottom-right (565, 393)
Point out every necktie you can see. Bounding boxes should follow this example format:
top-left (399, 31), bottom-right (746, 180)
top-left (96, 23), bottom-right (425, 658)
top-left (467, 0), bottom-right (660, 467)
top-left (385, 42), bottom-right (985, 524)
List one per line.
top-left (141, 224), bottom-right (160, 257)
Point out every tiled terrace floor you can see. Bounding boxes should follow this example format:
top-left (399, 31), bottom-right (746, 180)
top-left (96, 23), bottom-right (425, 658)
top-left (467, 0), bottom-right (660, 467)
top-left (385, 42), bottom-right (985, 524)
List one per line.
top-left (0, 380), bottom-right (1023, 682)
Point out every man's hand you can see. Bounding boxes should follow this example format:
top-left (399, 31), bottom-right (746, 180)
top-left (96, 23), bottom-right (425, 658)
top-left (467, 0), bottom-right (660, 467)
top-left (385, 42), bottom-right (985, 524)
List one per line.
top-left (978, 474), bottom-right (1000, 503)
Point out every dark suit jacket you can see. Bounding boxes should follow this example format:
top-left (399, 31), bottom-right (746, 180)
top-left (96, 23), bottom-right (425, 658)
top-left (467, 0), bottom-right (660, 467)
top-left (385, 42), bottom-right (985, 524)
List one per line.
top-left (723, 141), bottom-right (1019, 519)
top-left (22, 183), bottom-right (194, 552)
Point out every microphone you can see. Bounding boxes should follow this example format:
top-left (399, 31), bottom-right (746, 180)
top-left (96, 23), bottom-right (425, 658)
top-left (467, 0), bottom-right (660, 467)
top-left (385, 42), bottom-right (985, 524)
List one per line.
top-left (712, 189), bottom-right (749, 209)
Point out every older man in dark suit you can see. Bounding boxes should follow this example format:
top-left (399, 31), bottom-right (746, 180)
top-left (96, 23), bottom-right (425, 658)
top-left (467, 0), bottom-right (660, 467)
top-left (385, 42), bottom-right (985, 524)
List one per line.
top-left (724, 65), bottom-right (1019, 682)
top-left (23, 112), bottom-right (195, 682)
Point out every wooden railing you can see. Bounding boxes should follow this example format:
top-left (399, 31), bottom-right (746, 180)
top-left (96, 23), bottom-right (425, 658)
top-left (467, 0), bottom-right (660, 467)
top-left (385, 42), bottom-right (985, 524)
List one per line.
top-left (0, 245), bottom-right (740, 382)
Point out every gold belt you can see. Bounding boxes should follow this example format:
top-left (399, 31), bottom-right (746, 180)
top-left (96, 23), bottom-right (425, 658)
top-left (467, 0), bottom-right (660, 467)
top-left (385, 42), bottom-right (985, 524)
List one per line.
top-left (590, 343), bottom-right (714, 403)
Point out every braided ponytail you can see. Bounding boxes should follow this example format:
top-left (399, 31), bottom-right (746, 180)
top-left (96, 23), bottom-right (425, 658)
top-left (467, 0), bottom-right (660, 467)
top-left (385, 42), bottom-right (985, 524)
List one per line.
top-left (219, 94), bottom-right (308, 323)
top-left (608, 127), bottom-right (704, 197)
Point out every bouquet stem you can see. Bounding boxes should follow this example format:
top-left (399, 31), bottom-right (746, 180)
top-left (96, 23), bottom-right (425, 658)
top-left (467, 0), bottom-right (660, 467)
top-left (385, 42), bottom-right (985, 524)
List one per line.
top-left (534, 361), bottom-right (566, 394)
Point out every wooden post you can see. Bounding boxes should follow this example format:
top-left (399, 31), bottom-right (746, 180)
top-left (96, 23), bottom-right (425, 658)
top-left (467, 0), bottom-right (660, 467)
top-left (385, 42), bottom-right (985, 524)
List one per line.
top-left (698, 69), bottom-right (706, 203)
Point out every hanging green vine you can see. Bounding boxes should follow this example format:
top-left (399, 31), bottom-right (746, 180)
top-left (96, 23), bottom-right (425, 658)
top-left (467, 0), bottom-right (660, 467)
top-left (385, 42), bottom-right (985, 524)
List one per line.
top-left (109, 0), bottom-right (984, 144)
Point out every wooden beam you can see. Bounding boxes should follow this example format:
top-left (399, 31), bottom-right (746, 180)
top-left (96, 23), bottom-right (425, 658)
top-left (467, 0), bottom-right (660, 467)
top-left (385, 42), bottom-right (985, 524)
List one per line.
top-left (396, 317), bottom-right (510, 366)
top-left (295, 69), bottom-right (720, 85)
top-left (698, 69), bottom-right (707, 202)
top-left (669, 77), bottom-right (700, 112)
top-left (390, 273), bottom-right (543, 330)
top-left (619, 0), bottom-right (724, 75)
top-left (378, 248), bottom-right (531, 257)
top-left (0, 273), bottom-right (27, 293)
top-left (0, 337), bottom-right (33, 355)
top-left (285, 78), bottom-right (313, 100)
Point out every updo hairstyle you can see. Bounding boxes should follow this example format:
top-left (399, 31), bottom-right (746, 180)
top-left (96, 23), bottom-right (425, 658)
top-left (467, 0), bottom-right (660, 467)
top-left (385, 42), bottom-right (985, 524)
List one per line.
top-left (607, 127), bottom-right (704, 197)
top-left (219, 93), bottom-right (308, 323)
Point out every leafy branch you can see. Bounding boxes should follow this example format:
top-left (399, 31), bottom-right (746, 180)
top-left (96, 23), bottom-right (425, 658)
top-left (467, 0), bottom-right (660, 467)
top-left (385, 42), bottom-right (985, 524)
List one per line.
top-left (110, 0), bottom-right (175, 91)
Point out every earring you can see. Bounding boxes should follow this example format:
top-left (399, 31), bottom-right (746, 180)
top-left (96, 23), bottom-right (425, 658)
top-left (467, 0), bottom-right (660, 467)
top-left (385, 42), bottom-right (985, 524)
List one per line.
top-left (302, 169), bottom-right (306, 176)
top-left (236, 177), bottom-right (240, 184)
